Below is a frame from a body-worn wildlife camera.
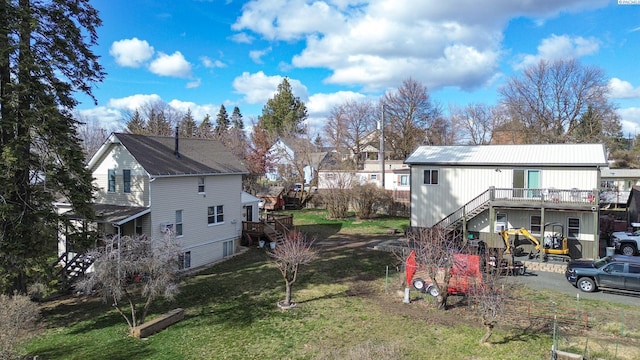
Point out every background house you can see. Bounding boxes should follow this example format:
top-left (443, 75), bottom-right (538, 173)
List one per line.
top-left (405, 144), bottom-right (608, 259)
top-left (265, 137), bottom-right (326, 186)
top-left (59, 132), bottom-right (248, 271)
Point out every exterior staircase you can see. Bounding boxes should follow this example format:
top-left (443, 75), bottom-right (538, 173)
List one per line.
top-left (53, 252), bottom-right (95, 292)
top-left (433, 189), bottom-right (493, 233)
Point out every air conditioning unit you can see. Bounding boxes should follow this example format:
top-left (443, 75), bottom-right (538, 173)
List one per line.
top-left (160, 222), bottom-right (174, 233)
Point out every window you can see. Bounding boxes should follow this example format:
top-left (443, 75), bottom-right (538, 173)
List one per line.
top-left (530, 215), bottom-right (541, 233)
top-left (123, 169), bottom-right (131, 193)
top-left (179, 251), bottom-right (191, 270)
top-left (175, 210), bottom-right (183, 236)
top-left (326, 173), bottom-right (334, 180)
top-left (629, 264), bottom-right (640, 274)
top-left (495, 213), bottom-right (507, 231)
top-left (423, 169), bottom-right (439, 185)
top-left (399, 175), bottom-right (409, 186)
top-left (207, 205), bottom-right (224, 224)
top-left (108, 169), bottom-right (116, 192)
top-left (371, 174), bottom-right (377, 180)
top-left (567, 217), bottom-right (580, 238)
top-left (223, 240), bottom-right (234, 257)
top-left (198, 177), bottom-right (205, 193)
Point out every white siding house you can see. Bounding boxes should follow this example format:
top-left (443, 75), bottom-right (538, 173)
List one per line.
top-left (62, 132), bottom-right (248, 270)
top-left (405, 144), bottom-right (608, 259)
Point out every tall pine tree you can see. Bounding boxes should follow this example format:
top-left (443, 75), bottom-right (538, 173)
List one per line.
top-left (258, 78), bottom-right (308, 136)
top-left (214, 105), bottom-right (230, 139)
top-left (0, 0), bottom-right (104, 293)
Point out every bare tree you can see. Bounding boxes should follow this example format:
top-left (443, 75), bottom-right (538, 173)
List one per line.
top-left (381, 78), bottom-right (442, 159)
top-left (320, 163), bottom-right (356, 219)
top-left (0, 293), bottom-right (40, 359)
top-left (324, 99), bottom-right (376, 168)
top-left (468, 251), bottom-right (512, 345)
top-left (351, 183), bottom-right (392, 219)
top-left (75, 233), bottom-right (182, 333)
top-left (269, 230), bottom-right (317, 309)
top-left (407, 227), bottom-right (464, 309)
top-left (450, 103), bottom-right (509, 145)
top-left (74, 111), bottom-right (114, 160)
top-left (499, 58), bottom-right (619, 144)
top-left (124, 100), bottom-right (183, 136)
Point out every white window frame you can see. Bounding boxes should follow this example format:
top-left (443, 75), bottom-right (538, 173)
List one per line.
top-left (179, 251), bottom-right (191, 270)
top-left (207, 205), bottom-right (224, 225)
top-left (198, 177), bottom-right (205, 193)
top-left (175, 210), bottom-right (183, 237)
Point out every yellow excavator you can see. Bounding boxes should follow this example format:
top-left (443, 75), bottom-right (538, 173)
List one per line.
top-left (499, 222), bottom-right (571, 262)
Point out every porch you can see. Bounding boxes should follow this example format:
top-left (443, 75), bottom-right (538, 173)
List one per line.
top-left (242, 214), bottom-right (294, 247)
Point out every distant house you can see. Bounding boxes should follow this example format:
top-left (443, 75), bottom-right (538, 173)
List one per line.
top-left (316, 159), bottom-right (410, 202)
top-left (58, 132), bottom-right (248, 271)
top-left (405, 144), bottom-right (608, 259)
top-left (599, 167), bottom-right (640, 208)
top-left (266, 137), bottom-right (326, 186)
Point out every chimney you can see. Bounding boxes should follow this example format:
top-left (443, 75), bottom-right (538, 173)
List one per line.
top-left (174, 126), bottom-right (180, 158)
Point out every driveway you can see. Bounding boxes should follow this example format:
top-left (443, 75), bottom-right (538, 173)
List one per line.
top-left (512, 270), bottom-right (640, 307)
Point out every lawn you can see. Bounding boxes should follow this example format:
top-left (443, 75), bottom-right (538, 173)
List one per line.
top-left (24, 210), bottom-right (640, 359)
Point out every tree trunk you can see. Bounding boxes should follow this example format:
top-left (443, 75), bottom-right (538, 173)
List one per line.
top-left (479, 323), bottom-right (494, 345)
top-left (284, 281), bottom-right (292, 306)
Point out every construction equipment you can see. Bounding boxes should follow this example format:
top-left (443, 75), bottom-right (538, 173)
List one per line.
top-left (499, 222), bottom-right (571, 262)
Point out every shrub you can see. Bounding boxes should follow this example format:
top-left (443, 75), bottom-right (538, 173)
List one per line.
top-left (0, 292), bottom-right (40, 360)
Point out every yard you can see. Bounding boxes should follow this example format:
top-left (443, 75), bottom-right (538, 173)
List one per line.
top-left (24, 210), bottom-right (640, 359)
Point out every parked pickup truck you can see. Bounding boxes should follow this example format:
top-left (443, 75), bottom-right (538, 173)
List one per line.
top-left (565, 255), bottom-right (640, 293)
top-left (611, 226), bottom-right (640, 256)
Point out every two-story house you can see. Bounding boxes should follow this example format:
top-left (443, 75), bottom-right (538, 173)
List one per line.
top-left (60, 132), bottom-right (249, 271)
top-left (265, 137), bottom-right (326, 186)
top-left (405, 144), bottom-right (608, 259)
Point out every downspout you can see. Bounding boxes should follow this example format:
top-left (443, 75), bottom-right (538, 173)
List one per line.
top-left (112, 223), bottom-right (121, 280)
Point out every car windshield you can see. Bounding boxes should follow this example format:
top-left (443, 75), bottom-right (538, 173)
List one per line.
top-left (593, 256), bottom-right (613, 269)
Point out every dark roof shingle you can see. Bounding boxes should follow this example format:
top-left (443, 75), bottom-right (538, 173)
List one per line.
top-left (114, 133), bottom-right (247, 176)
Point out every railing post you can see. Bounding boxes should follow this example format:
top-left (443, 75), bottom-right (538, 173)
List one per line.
top-left (489, 186), bottom-right (495, 201)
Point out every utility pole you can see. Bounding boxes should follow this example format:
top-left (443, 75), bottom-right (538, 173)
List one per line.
top-left (380, 104), bottom-right (385, 189)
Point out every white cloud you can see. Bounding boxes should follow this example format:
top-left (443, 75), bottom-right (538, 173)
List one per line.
top-left (186, 79), bottom-right (202, 89)
top-left (619, 107), bottom-right (640, 136)
top-left (110, 38), bottom-right (155, 67)
top-left (249, 47), bottom-right (271, 64)
top-left (307, 91), bottom-right (369, 115)
top-left (609, 78), bottom-right (640, 99)
top-left (232, 0), bottom-right (609, 91)
top-left (200, 56), bottom-right (226, 68)
top-left (232, 71), bottom-right (308, 104)
top-left (107, 94), bottom-right (163, 111)
top-left (148, 51), bottom-right (193, 78)
top-left (229, 32), bottom-right (254, 44)
top-left (76, 107), bottom-right (125, 131)
top-left (516, 34), bottom-right (600, 69)
top-left (167, 99), bottom-right (219, 121)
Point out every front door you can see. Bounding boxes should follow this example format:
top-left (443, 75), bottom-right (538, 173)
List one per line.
top-left (526, 170), bottom-right (540, 198)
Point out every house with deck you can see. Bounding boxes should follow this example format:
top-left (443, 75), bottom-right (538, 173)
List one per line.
top-left (58, 132), bottom-right (249, 271)
top-left (404, 144), bottom-right (608, 259)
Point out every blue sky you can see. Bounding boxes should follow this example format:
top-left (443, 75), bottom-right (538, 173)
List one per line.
top-left (78, 0), bottom-right (640, 139)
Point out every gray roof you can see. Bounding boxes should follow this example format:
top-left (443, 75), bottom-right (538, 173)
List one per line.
top-left (113, 133), bottom-right (248, 176)
top-left (404, 144), bottom-right (608, 167)
top-left (600, 167), bottom-right (640, 178)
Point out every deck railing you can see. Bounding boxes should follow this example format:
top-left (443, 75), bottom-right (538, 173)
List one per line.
top-left (435, 187), bottom-right (597, 232)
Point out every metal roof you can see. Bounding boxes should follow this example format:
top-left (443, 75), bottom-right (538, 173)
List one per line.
top-left (404, 144), bottom-right (608, 167)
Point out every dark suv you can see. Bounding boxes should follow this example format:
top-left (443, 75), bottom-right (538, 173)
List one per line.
top-left (565, 255), bottom-right (640, 293)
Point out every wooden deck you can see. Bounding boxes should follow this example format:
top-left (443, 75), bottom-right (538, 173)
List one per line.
top-left (242, 214), bottom-right (294, 246)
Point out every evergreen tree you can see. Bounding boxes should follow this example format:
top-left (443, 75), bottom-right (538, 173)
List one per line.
top-left (146, 108), bottom-right (172, 136)
top-left (214, 105), bottom-right (230, 139)
top-left (0, 0), bottom-right (104, 293)
top-left (197, 114), bottom-right (213, 138)
top-left (126, 110), bottom-right (146, 134)
top-left (180, 109), bottom-right (197, 138)
top-left (231, 106), bottom-right (244, 130)
top-left (258, 78), bottom-right (308, 136)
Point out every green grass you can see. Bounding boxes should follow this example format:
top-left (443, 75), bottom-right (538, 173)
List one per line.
top-left (23, 211), bottom-right (640, 359)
